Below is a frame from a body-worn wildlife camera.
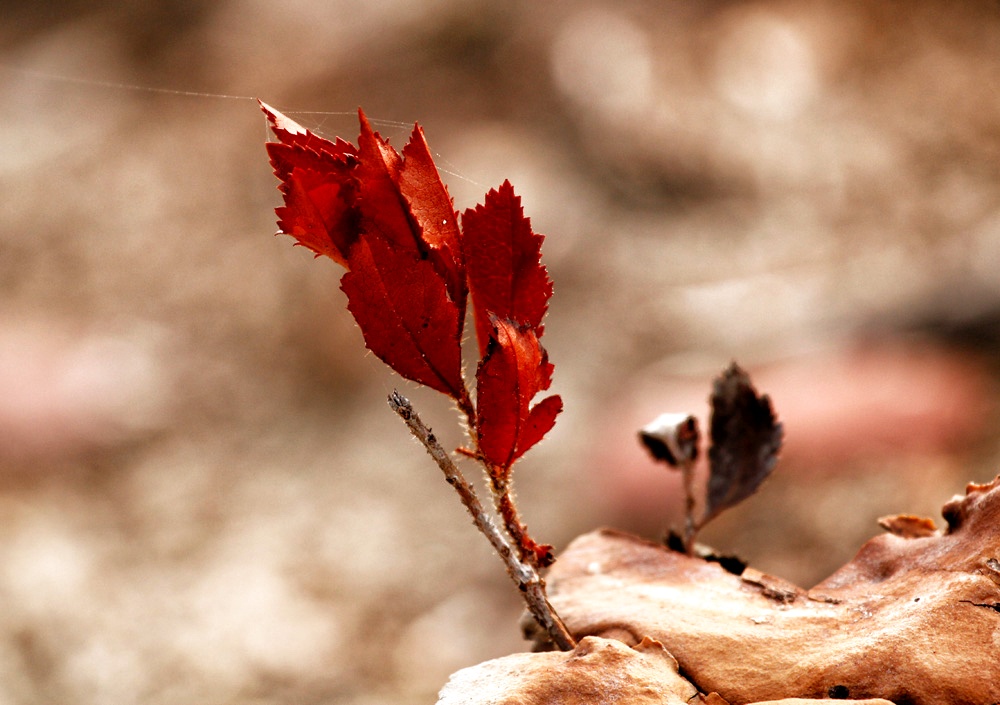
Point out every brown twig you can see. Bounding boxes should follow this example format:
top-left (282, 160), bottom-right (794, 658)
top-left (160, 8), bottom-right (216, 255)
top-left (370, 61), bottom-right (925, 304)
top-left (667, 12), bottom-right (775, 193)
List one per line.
top-left (388, 390), bottom-right (576, 651)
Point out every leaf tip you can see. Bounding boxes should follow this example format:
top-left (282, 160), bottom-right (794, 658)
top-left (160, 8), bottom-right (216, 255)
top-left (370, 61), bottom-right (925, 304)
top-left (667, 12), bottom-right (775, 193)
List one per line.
top-left (259, 101), bottom-right (308, 137)
top-left (357, 107), bottom-right (375, 138)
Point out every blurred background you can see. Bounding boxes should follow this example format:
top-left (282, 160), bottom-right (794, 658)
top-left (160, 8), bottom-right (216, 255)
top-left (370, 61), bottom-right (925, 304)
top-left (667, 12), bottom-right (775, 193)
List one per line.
top-left (4, 0), bottom-right (1000, 702)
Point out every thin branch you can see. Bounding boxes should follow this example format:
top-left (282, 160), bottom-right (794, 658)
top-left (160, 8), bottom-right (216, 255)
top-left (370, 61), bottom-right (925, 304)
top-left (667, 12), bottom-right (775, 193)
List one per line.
top-left (388, 390), bottom-right (576, 651)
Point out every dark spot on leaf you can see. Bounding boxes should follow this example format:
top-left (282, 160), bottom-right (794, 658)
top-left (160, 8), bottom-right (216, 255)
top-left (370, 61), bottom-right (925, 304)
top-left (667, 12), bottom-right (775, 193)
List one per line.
top-left (664, 530), bottom-right (686, 553)
top-left (663, 531), bottom-right (747, 574)
top-left (712, 553), bottom-right (748, 576)
top-left (828, 685), bottom-right (850, 699)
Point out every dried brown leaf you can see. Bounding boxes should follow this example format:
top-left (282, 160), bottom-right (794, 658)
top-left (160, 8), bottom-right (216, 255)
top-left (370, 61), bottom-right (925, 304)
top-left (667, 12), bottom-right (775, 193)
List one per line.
top-left (537, 476), bottom-right (1000, 703)
top-left (876, 514), bottom-right (938, 538)
top-left (437, 636), bottom-right (699, 705)
top-left (704, 363), bottom-right (782, 525)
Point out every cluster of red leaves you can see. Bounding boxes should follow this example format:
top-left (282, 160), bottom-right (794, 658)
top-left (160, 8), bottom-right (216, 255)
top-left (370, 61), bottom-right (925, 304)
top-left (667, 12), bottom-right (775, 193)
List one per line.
top-left (260, 102), bottom-right (560, 565)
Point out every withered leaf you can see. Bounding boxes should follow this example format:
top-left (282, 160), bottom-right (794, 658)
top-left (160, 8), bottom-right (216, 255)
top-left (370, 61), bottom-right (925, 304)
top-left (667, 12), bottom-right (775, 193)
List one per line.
top-left (639, 413), bottom-right (700, 467)
top-left (877, 514), bottom-right (939, 538)
top-left (704, 363), bottom-right (783, 524)
top-left (438, 636), bottom-right (700, 705)
top-left (539, 477), bottom-right (1000, 703)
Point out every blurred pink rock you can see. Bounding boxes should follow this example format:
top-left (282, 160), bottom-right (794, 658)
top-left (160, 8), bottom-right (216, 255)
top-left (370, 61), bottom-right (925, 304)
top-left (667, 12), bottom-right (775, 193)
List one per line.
top-left (0, 319), bottom-right (167, 463)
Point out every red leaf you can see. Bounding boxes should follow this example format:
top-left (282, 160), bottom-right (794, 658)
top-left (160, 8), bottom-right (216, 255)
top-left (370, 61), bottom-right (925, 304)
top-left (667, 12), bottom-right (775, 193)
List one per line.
top-left (259, 100), bottom-right (357, 155)
top-left (351, 109), bottom-right (467, 345)
top-left (260, 101), bottom-right (359, 265)
top-left (261, 103), bottom-right (466, 304)
top-left (518, 394), bottom-right (563, 462)
top-left (355, 110), bottom-right (418, 253)
top-left (262, 104), bottom-right (471, 401)
top-left (400, 126), bottom-right (466, 314)
top-left (476, 319), bottom-right (562, 473)
top-left (341, 237), bottom-right (465, 399)
top-left (353, 111), bottom-right (466, 309)
top-left (463, 181), bottom-right (553, 356)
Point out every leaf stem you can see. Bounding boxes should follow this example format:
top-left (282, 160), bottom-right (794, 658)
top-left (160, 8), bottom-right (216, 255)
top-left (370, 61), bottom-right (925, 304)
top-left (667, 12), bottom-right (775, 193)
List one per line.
top-left (457, 387), bottom-right (477, 431)
top-left (491, 475), bottom-right (554, 568)
top-left (681, 457), bottom-right (697, 555)
top-left (388, 390), bottom-right (575, 651)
